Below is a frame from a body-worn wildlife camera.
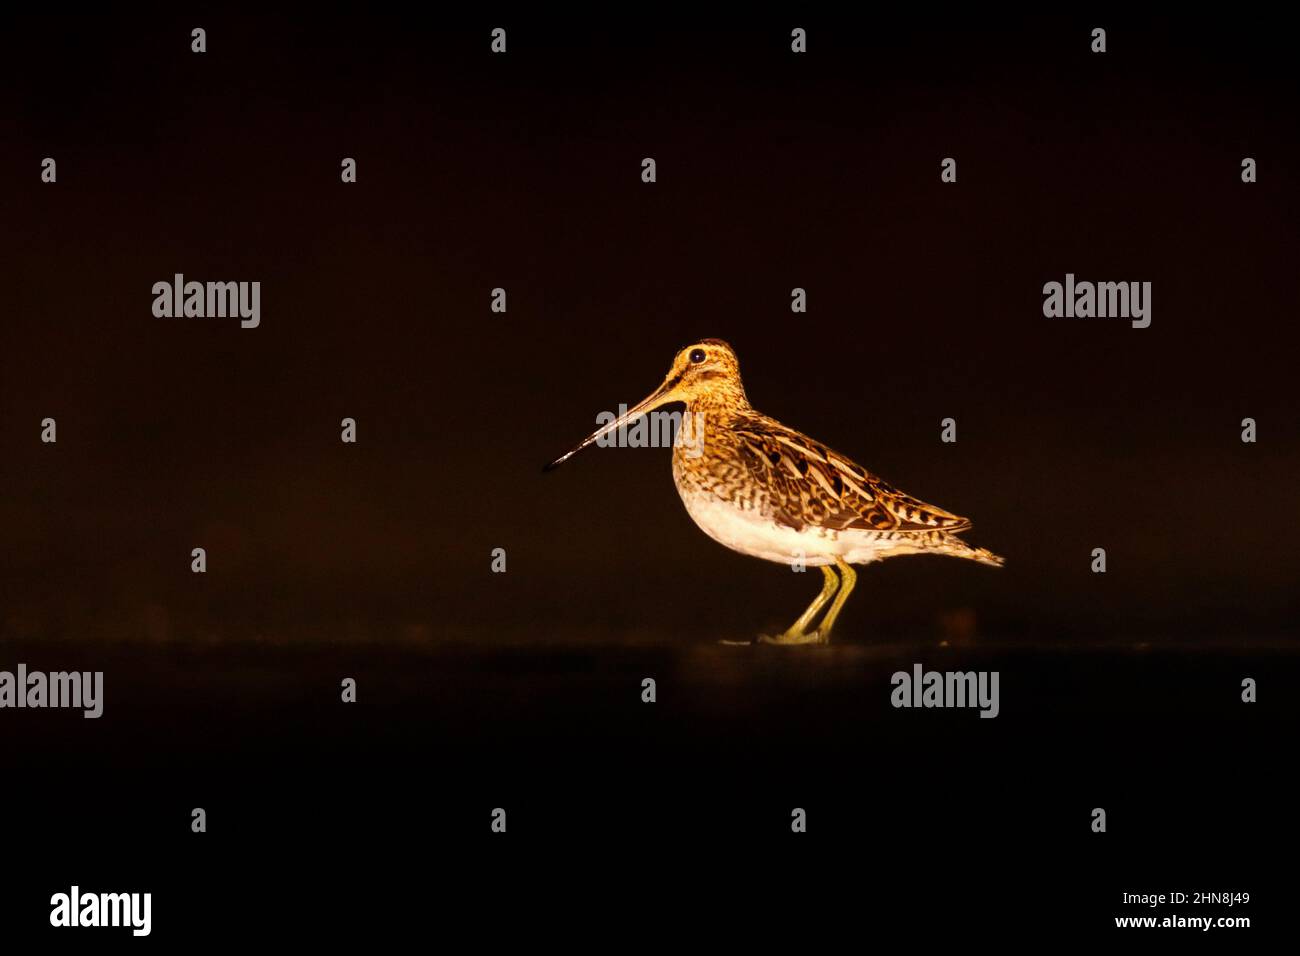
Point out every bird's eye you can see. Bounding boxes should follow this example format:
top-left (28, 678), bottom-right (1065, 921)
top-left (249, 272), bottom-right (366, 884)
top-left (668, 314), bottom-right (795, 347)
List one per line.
top-left (689, 348), bottom-right (707, 364)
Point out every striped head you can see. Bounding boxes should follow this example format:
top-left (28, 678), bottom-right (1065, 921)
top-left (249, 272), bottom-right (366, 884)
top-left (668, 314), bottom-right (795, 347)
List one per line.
top-left (658, 339), bottom-right (748, 411)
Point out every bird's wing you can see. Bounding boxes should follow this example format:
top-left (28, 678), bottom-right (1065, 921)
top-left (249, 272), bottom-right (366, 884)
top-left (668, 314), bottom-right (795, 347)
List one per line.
top-left (732, 418), bottom-right (972, 534)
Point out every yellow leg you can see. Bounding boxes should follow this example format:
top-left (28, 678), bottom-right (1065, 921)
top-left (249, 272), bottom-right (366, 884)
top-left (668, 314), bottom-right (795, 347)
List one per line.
top-left (758, 565), bottom-right (839, 645)
top-left (813, 557), bottom-right (857, 643)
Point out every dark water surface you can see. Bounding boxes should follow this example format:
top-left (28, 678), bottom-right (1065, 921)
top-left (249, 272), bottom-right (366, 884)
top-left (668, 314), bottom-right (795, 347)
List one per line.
top-left (4, 637), bottom-right (1292, 940)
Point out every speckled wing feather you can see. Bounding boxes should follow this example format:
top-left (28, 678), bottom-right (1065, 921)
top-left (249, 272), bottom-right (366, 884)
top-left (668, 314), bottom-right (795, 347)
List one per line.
top-left (732, 415), bottom-right (972, 535)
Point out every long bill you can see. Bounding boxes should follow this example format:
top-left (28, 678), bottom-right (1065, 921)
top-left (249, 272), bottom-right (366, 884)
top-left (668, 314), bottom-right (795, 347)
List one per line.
top-left (543, 374), bottom-right (682, 471)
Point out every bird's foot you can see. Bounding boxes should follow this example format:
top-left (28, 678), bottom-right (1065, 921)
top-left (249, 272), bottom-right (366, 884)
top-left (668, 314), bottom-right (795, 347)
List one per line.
top-left (757, 628), bottom-right (824, 646)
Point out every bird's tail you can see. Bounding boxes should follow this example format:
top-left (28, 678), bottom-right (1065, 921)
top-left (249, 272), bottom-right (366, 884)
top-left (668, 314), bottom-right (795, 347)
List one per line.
top-left (938, 534), bottom-right (1005, 567)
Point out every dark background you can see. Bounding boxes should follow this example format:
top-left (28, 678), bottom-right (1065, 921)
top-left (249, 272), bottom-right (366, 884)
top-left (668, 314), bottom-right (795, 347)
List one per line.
top-left (1, 9), bottom-right (1296, 942)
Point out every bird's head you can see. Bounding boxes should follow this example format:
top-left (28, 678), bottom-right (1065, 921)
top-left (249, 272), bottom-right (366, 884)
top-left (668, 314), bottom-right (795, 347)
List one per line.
top-left (544, 338), bottom-right (745, 471)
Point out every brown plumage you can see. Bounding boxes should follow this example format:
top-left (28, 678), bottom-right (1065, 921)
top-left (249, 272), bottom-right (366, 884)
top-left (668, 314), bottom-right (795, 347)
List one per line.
top-left (547, 338), bottom-right (1003, 643)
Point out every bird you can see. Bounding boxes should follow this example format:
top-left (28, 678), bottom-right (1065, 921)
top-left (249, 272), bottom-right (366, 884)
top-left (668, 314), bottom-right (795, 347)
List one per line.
top-left (544, 339), bottom-right (1003, 644)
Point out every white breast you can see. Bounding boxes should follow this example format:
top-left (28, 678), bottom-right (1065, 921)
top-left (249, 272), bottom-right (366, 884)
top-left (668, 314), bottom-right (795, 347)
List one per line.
top-left (673, 475), bottom-right (851, 566)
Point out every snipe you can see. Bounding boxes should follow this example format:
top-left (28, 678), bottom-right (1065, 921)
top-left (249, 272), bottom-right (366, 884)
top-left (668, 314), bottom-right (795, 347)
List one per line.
top-left (545, 339), bottom-right (1003, 644)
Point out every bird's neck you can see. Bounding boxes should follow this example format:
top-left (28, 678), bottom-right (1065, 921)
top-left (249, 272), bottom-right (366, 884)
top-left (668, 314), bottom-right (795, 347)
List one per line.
top-left (685, 385), bottom-right (749, 420)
